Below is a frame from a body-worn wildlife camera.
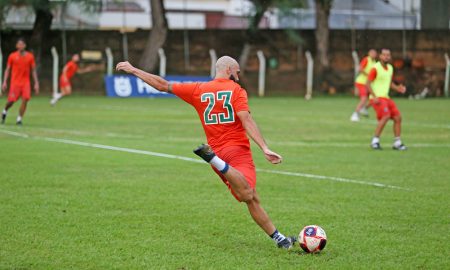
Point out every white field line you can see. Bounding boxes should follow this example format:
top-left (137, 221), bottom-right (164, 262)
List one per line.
top-left (267, 141), bottom-right (450, 148)
top-left (0, 129), bottom-right (410, 191)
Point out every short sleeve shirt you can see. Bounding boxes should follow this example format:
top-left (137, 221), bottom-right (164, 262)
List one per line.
top-left (171, 78), bottom-right (250, 151)
top-left (7, 51), bottom-right (35, 87)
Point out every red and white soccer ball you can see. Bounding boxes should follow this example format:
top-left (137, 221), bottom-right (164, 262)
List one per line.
top-left (299, 225), bottom-right (327, 253)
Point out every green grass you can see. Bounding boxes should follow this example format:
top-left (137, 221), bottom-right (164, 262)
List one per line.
top-left (0, 96), bottom-right (449, 269)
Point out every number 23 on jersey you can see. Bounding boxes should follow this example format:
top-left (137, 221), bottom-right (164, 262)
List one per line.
top-left (201, 91), bottom-right (235, 125)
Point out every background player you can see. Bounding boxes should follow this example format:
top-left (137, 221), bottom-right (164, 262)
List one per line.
top-left (116, 56), bottom-right (297, 249)
top-left (50, 53), bottom-right (94, 105)
top-left (1, 38), bottom-right (39, 125)
top-left (351, 49), bottom-right (377, 122)
top-left (366, 48), bottom-right (407, 150)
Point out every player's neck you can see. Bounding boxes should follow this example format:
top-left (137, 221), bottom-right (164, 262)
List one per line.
top-left (17, 50), bottom-right (26, 56)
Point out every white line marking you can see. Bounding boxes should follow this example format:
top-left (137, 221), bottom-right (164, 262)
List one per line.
top-left (0, 129), bottom-right (30, 138)
top-left (256, 169), bottom-right (409, 190)
top-left (1, 128), bottom-right (410, 190)
top-left (267, 140), bottom-right (450, 148)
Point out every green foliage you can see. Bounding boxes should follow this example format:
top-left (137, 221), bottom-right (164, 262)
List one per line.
top-left (0, 96), bottom-right (449, 269)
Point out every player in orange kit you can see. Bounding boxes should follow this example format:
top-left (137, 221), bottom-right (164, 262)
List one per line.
top-left (116, 56), bottom-right (297, 249)
top-left (1, 38), bottom-right (39, 125)
top-left (50, 54), bottom-right (94, 105)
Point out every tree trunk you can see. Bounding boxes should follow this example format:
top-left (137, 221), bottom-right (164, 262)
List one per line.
top-left (314, 0), bottom-right (332, 73)
top-left (139, 0), bottom-right (168, 72)
top-left (30, 0), bottom-right (53, 70)
top-left (239, 0), bottom-right (272, 73)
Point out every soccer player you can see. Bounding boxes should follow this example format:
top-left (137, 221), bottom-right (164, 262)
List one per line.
top-left (350, 49), bottom-right (377, 122)
top-left (366, 49), bottom-right (407, 150)
top-left (1, 38), bottom-right (39, 125)
top-left (50, 54), bottom-right (94, 105)
top-left (116, 56), bottom-right (297, 249)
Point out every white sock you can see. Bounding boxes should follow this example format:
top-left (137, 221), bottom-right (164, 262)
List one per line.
top-left (17, 116), bottom-right (22, 122)
top-left (372, 136), bottom-right (380, 145)
top-left (2, 109), bottom-right (6, 115)
top-left (270, 229), bottom-right (287, 244)
top-left (210, 156), bottom-right (228, 173)
top-left (394, 137), bottom-right (402, 147)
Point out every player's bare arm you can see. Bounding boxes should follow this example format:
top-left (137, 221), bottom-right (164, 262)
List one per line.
top-left (237, 111), bottom-right (282, 164)
top-left (32, 68), bottom-right (39, 94)
top-left (1, 66), bottom-right (11, 93)
top-left (366, 80), bottom-right (378, 103)
top-left (391, 82), bottom-right (406, 94)
top-left (116, 61), bottom-right (169, 92)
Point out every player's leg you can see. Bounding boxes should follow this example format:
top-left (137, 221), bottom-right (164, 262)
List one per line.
top-left (2, 86), bottom-right (21, 124)
top-left (194, 144), bottom-right (296, 249)
top-left (390, 100), bottom-right (406, 150)
top-left (370, 99), bottom-right (390, 149)
top-left (351, 84), bottom-right (365, 121)
top-left (245, 190), bottom-right (295, 248)
top-left (17, 99), bottom-right (28, 125)
top-left (1, 101), bottom-right (15, 124)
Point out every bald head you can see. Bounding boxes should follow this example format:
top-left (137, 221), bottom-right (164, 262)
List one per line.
top-left (215, 56), bottom-right (240, 82)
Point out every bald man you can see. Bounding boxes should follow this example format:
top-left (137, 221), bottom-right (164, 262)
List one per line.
top-left (116, 56), bottom-right (296, 249)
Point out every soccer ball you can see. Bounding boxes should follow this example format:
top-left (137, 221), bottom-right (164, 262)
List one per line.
top-left (299, 225), bottom-right (327, 253)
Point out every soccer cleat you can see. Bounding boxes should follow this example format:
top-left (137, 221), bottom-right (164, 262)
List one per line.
top-left (371, 142), bottom-right (382, 150)
top-left (350, 112), bottom-right (360, 122)
top-left (16, 120), bottom-right (22, 126)
top-left (1, 113), bottom-right (6, 124)
top-left (359, 108), bottom-right (369, 117)
top-left (277, 236), bottom-right (297, 249)
top-left (193, 144), bottom-right (216, 163)
top-left (392, 144), bottom-right (407, 151)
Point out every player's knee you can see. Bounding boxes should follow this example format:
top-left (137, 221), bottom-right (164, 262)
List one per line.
top-left (239, 188), bottom-right (254, 203)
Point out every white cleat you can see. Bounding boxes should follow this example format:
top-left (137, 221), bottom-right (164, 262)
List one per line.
top-left (350, 112), bottom-right (360, 122)
top-left (359, 108), bottom-right (369, 117)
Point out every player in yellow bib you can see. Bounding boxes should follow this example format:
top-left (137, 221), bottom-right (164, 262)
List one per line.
top-left (350, 49), bottom-right (377, 122)
top-left (366, 49), bottom-right (407, 150)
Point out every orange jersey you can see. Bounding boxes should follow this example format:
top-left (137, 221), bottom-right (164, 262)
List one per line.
top-left (172, 78), bottom-right (250, 151)
top-left (63, 60), bottom-right (79, 80)
top-left (6, 51), bottom-right (36, 87)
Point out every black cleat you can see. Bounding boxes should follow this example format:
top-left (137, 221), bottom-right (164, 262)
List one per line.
top-left (277, 236), bottom-right (297, 250)
top-left (392, 144), bottom-right (407, 151)
top-left (193, 144), bottom-right (216, 163)
top-left (1, 113), bottom-right (6, 124)
top-left (371, 143), bottom-right (382, 150)
top-left (16, 120), bottom-right (22, 126)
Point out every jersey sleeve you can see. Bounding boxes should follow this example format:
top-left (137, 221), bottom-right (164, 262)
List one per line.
top-left (367, 68), bottom-right (377, 81)
top-left (233, 88), bottom-right (249, 113)
top-left (360, 57), bottom-right (368, 70)
top-left (171, 83), bottom-right (198, 104)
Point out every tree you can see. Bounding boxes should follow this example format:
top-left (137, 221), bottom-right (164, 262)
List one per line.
top-left (240, 0), bottom-right (305, 73)
top-left (314, 0), bottom-right (332, 73)
top-left (138, 0), bottom-right (168, 72)
top-left (1, 0), bottom-right (99, 69)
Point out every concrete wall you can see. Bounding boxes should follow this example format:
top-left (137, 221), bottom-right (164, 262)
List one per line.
top-left (1, 29), bottom-right (449, 96)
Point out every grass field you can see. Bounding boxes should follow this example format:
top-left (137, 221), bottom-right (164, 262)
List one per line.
top-left (0, 96), bottom-right (449, 269)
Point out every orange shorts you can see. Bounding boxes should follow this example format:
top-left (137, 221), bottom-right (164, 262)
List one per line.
top-left (370, 97), bottom-right (400, 120)
top-left (212, 145), bottom-right (256, 201)
top-left (59, 76), bottom-right (71, 88)
top-left (355, 83), bottom-right (368, 98)
top-left (8, 84), bottom-right (31, 102)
